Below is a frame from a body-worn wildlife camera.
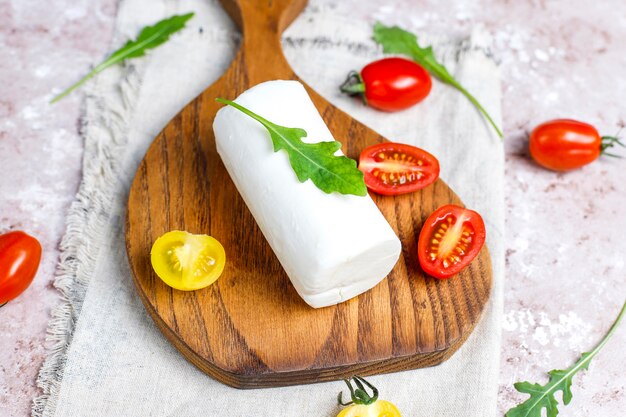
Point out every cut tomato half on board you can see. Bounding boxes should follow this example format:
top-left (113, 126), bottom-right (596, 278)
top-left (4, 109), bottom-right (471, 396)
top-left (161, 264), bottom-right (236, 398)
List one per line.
top-left (150, 231), bottom-right (226, 291)
top-left (418, 205), bottom-right (486, 279)
top-left (358, 142), bottom-right (439, 195)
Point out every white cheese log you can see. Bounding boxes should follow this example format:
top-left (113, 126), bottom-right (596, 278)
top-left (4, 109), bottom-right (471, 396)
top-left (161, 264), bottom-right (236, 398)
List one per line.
top-left (213, 80), bottom-right (401, 308)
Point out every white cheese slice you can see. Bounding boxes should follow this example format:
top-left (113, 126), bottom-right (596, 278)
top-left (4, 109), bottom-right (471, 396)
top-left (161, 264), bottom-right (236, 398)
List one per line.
top-left (213, 80), bottom-right (401, 308)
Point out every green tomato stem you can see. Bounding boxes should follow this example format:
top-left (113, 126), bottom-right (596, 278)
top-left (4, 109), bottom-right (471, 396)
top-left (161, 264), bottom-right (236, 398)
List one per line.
top-left (340, 83), bottom-right (365, 95)
top-left (600, 135), bottom-right (625, 158)
top-left (339, 71), bottom-right (368, 106)
top-left (338, 376), bottom-right (379, 406)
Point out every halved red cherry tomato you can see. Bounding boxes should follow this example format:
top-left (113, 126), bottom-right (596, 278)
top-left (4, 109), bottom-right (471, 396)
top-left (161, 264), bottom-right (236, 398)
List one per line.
top-left (340, 57), bottom-right (432, 112)
top-left (358, 142), bottom-right (439, 195)
top-left (417, 205), bottom-right (485, 279)
top-left (529, 119), bottom-right (623, 171)
top-left (0, 231), bottom-right (42, 304)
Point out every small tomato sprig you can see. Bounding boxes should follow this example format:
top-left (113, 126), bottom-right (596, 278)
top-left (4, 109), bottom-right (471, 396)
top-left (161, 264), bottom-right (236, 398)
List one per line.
top-left (336, 376), bottom-right (402, 417)
top-left (600, 133), bottom-right (625, 158)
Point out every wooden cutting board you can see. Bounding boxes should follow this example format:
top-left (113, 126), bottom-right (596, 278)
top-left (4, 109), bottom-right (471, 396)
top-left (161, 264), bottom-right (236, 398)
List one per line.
top-left (125, 0), bottom-right (492, 388)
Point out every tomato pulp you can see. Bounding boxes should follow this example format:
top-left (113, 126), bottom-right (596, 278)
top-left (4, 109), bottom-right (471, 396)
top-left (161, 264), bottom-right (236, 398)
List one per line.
top-left (358, 142), bottom-right (439, 195)
top-left (341, 57), bottom-right (432, 111)
top-left (529, 119), bottom-right (623, 171)
top-left (418, 205), bottom-right (486, 279)
top-left (151, 231), bottom-right (226, 291)
top-left (0, 231), bottom-right (42, 304)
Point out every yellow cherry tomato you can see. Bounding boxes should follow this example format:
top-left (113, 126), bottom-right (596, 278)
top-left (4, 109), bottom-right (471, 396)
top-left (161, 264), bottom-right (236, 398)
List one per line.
top-left (337, 400), bottom-right (402, 417)
top-left (150, 231), bottom-right (225, 291)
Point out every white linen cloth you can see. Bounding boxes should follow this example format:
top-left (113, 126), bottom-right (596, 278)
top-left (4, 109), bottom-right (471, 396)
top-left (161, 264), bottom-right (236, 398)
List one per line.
top-left (34, 0), bottom-right (504, 415)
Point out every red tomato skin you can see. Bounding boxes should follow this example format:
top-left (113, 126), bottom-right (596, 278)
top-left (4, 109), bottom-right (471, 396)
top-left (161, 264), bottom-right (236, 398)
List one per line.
top-left (417, 205), bottom-right (486, 279)
top-left (359, 142), bottom-right (440, 195)
top-left (0, 231), bottom-right (42, 303)
top-left (361, 58), bottom-right (432, 112)
top-left (529, 119), bottom-right (601, 171)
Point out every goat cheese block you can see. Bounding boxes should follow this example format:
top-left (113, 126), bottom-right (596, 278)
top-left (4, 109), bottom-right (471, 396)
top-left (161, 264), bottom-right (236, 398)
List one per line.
top-left (213, 80), bottom-right (401, 308)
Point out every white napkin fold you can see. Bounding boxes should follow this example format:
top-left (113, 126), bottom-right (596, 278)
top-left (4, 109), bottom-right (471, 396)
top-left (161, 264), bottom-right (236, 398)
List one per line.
top-left (35, 0), bottom-right (504, 415)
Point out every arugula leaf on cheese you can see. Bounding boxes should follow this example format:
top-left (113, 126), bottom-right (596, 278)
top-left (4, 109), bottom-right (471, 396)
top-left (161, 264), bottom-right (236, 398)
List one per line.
top-left (216, 98), bottom-right (367, 197)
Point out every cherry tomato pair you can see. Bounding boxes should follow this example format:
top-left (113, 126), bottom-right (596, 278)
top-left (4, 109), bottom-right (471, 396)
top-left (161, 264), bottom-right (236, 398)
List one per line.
top-left (341, 57), bottom-right (432, 112)
top-left (357, 142), bottom-right (485, 279)
top-left (529, 119), bottom-right (623, 171)
top-left (0, 231), bottom-right (42, 305)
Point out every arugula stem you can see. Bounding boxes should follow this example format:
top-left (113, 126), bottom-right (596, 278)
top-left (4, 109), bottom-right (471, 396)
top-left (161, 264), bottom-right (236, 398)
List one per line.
top-left (515, 300), bottom-right (626, 416)
top-left (583, 300), bottom-right (626, 364)
top-left (50, 68), bottom-right (101, 104)
top-left (50, 12), bottom-right (194, 104)
top-left (50, 36), bottom-right (152, 104)
top-left (216, 98), bottom-right (275, 127)
top-left (452, 81), bottom-right (503, 139)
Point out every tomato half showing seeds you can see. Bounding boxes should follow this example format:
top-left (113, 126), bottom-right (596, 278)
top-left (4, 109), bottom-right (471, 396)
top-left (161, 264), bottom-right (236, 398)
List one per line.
top-left (151, 231), bottom-right (225, 291)
top-left (340, 57), bottom-right (432, 112)
top-left (418, 205), bottom-right (486, 279)
top-left (529, 119), bottom-right (624, 171)
top-left (358, 142), bottom-right (440, 195)
top-left (0, 231), bottom-right (42, 304)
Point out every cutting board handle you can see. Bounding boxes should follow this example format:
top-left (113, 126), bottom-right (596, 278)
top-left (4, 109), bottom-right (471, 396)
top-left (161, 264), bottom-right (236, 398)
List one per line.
top-left (219, 0), bottom-right (308, 35)
top-left (218, 0), bottom-right (308, 81)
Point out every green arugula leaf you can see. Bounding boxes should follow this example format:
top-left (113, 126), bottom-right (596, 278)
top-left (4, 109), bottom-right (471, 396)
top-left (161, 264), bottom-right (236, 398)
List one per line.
top-left (215, 98), bottom-right (367, 197)
top-left (372, 22), bottom-right (503, 139)
top-left (51, 13), bottom-right (194, 103)
top-left (506, 300), bottom-right (626, 417)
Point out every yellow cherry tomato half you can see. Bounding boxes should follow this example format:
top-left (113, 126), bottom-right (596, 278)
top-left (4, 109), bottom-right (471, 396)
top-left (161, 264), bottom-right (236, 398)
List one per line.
top-left (150, 231), bottom-right (225, 291)
top-left (337, 400), bottom-right (401, 417)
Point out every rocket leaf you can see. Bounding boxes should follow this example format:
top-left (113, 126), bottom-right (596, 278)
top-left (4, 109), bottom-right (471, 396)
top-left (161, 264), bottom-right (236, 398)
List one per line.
top-left (51, 13), bottom-right (194, 103)
top-left (372, 22), bottom-right (503, 139)
top-left (215, 98), bottom-right (367, 197)
top-left (506, 300), bottom-right (626, 417)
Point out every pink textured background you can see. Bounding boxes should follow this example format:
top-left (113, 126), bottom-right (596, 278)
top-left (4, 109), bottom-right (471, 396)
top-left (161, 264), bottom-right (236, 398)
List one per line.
top-left (1, 0), bottom-right (625, 416)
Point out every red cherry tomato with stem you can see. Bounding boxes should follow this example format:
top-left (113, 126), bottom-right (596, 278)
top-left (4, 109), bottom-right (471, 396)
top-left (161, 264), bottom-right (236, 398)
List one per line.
top-left (358, 142), bottom-right (440, 195)
top-left (418, 205), bottom-right (486, 279)
top-left (341, 57), bottom-right (432, 111)
top-left (529, 119), bottom-right (624, 171)
top-left (0, 231), bottom-right (42, 305)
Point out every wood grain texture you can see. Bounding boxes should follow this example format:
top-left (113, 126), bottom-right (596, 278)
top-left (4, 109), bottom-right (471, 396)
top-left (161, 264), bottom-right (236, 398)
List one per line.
top-left (125, 0), bottom-right (492, 388)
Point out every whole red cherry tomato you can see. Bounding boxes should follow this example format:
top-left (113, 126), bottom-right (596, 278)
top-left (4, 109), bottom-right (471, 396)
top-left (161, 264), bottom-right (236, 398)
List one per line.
top-left (358, 142), bottom-right (439, 195)
top-left (417, 205), bottom-right (486, 279)
top-left (529, 119), bottom-right (623, 171)
top-left (340, 57), bottom-right (432, 111)
top-left (0, 231), bottom-right (42, 304)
